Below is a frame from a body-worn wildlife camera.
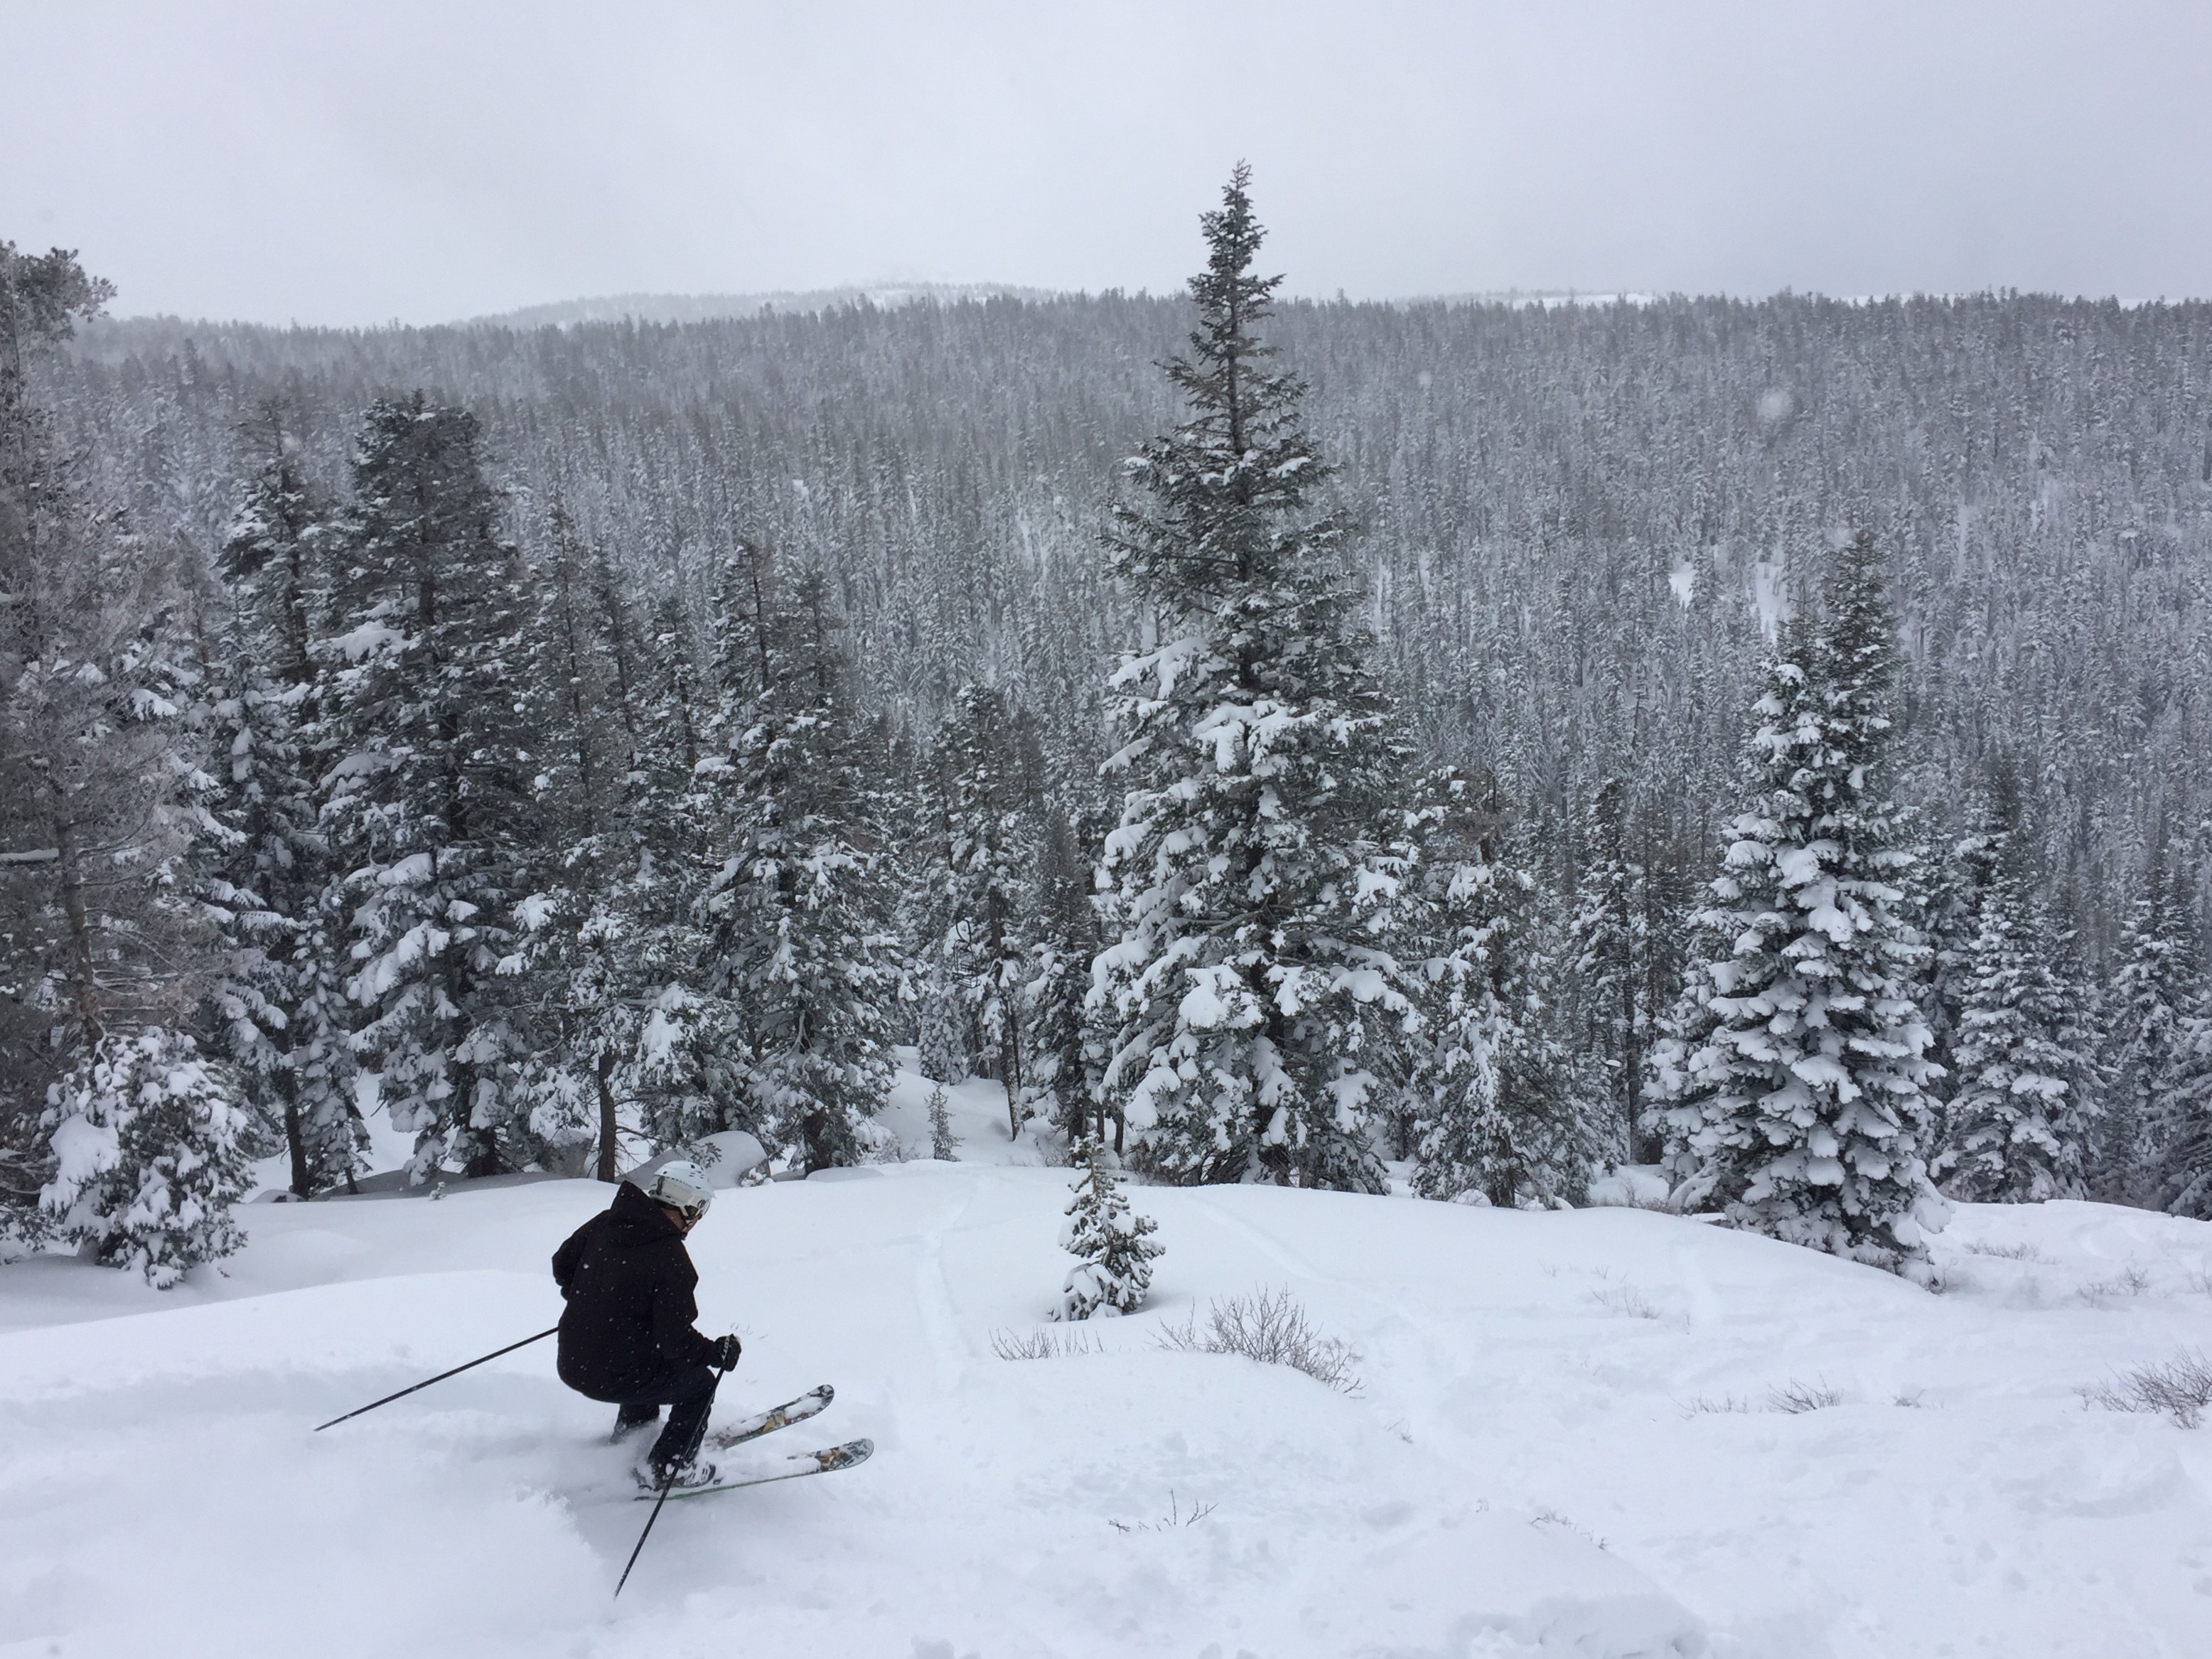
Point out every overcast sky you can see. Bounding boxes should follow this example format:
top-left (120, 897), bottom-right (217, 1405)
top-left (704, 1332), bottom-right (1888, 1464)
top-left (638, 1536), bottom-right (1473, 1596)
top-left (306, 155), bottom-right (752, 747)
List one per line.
top-left (5, 1), bottom-right (2207, 326)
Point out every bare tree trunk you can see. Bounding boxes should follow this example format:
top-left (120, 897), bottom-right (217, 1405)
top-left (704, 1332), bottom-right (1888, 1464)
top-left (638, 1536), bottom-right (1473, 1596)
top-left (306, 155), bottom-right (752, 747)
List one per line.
top-left (44, 771), bottom-right (101, 1043)
top-left (285, 1090), bottom-right (313, 1198)
top-left (595, 1046), bottom-right (621, 1182)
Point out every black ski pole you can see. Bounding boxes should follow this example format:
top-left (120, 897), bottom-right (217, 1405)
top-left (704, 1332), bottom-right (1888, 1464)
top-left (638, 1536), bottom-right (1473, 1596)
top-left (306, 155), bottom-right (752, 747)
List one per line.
top-left (614, 1344), bottom-right (736, 1598)
top-left (616, 1461), bottom-right (680, 1598)
top-left (313, 1326), bottom-right (559, 1432)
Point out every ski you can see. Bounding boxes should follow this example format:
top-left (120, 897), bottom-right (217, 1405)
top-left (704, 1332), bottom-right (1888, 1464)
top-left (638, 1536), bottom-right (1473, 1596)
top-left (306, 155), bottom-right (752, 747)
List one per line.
top-left (640, 1437), bottom-right (874, 1501)
top-left (707, 1383), bottom-right (834, 1451)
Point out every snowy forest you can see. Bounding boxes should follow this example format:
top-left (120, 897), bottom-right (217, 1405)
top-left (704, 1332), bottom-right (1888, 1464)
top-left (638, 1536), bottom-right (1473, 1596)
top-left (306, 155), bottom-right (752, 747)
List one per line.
top-left (7, 167), bottom-right (2212, 1288)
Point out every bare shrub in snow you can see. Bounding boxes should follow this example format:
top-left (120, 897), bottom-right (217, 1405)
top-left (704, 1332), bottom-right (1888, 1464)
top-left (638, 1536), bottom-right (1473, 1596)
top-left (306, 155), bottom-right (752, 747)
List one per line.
top-left (2080, 1351), bottom-right (2212, 1428)
top-left (1679, 1395), bottom-right (1753, 1417)
top-left (1155, 1288), bottom-right (1361, 1394)
top-left (990, 1326), bottom-right (1103, 1361)
top-left (2078, 1265), bottom-right (2153, 1301)
top-left (1590, 1284), bottom-right (1661, 1320)
top-left (1960, 1240), bottom-right (2050, 1262)
top-left (1765, 1379), bottom-right (1844, 1414)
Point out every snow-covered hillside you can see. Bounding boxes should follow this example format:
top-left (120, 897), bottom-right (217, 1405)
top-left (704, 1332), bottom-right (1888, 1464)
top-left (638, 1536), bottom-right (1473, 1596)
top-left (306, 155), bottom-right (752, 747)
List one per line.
top-left (4, 1068), bottom-right (2211, 1658)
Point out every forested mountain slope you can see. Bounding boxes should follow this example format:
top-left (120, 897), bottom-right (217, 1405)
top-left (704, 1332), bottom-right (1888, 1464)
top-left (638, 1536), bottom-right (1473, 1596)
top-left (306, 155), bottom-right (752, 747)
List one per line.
top-left (65, 290), bottom-right (2212, 954)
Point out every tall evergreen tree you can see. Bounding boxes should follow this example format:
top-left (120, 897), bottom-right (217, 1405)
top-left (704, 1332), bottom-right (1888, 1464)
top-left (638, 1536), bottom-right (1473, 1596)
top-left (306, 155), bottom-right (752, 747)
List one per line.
top-left (933, 682), bottom-right (1041, 1137)
top-left (2153, 1026), bottom-right (2212, 1218)
top-left (1405, 771), bottom-right (1598, 1206)
top-left (1092, 166), bottom-right (1417, 1192)
top-left (912, 737), bottom-right (976, 1089)
top-left (503, 503), bottom-right (648, 1178)
top-left (1, 245), bottom-right (221, 1240)
top-left (1021, 802), bottom-right (1107, 1144)
top-left (1650, 535), bottom-right (1949, 1279)
top-left (699, 549), bottom-right (899, 1171)
top-left (203, 409), bottom-right (363, 1196)
top-left (1569, 778), bottom-right (1657, 1162)
top-left (321, 395), bottom-right (542, 1180)
top-left (1931, 772), bottom-right (2097, 1203)
top-left (2097, 863), bottom-right (2204, 1205)
top-left (616, 586), bottom-right (745, 1156)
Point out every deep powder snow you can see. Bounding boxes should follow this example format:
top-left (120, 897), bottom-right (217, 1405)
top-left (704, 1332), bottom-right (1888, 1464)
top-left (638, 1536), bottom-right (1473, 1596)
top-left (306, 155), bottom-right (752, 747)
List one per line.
top-left (3, 1066), bottom-right (2211, 1658)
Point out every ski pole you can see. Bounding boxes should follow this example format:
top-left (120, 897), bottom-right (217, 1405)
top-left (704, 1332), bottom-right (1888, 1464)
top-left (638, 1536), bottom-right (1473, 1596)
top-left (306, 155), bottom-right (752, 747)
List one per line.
top-left (313, 1326), bottom-right (559, 1432)
top-left (614, 1343), bottom-right (737, 1598)
top-left (616, 1461), bottom-right (681, 1598)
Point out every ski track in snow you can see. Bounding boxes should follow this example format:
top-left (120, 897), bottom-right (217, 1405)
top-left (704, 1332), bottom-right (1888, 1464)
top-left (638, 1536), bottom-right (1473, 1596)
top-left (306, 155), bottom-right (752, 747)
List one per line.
top-left (3, 1063), bottom-right (2211, 1658)
top-left (915, 1186), bottom-right (976, 1392)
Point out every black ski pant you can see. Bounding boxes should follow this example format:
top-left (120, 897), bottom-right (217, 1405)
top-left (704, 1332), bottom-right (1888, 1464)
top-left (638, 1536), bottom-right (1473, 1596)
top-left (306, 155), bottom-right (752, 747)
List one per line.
top-left (601, 1359), bottom-right (720, 1470)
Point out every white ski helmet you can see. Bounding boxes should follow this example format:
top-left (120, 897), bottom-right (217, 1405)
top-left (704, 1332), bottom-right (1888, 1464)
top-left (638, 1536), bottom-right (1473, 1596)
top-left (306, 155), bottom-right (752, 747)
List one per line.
top-left (641, 1160), bottom-right (714, 1224)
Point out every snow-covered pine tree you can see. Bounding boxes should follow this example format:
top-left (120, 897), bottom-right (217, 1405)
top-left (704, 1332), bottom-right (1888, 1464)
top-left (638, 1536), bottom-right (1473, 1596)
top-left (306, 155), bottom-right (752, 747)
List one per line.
top-left (621, 586), bottom-right (746, 1155)
top-left (203, 406), bottom-right (365, 1197)
top-left (1405, 770), bottom-right (1597, 1206)
top-left (1021, 802), bottom-right (1106, 1144)
top-left (699, 548), bottom-right (899, 1171)
top-left (1092, 165), bottom-right (1416, 1193)
top-left (0, 247), bottom-right (122, 1158)
top-left (2098, 864), bottom-right (2206, 1206)
top-left (926, 1082), bottom-right (957, 1161)
top-left (1931, 775), bottom-right (2097, 1203)
top-left (1569, 778), bottom-right (1655, 1162)
top-left (503, 502), bottom-right (648, 1178)
top-left (1650, 535), bottom-right (1949, 1279)
top-left (1, 246), bottom-right (227, 1240)
top-left (2156, 1023), bottom-right (2212, 1218)
top-left (1051, 1137), bottom-right (1163, 1320)
top-left (1916, 808), bottom-right (2004, 1105)
top-left (321, 395), bottom-right (541, 1180)
top-left (933, 681), bottom-right (1041, 1137)
top-left (908, 729), bottom-right (975, 1087)
top-left (38, 1027), bottom-right (252, 1287)
top-left (915, 948), bottom-right (972, 1087)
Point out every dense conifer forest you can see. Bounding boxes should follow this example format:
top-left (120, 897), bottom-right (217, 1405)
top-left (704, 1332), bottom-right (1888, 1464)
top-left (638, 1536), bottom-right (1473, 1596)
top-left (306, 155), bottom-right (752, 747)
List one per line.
top-left (8, 172), bottom-right (2212, 1281)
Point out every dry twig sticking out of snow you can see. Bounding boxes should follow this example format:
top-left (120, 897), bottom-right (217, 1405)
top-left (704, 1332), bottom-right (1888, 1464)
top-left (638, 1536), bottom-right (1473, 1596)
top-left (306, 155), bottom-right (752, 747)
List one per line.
top-left (1108, 1491), bottom-right (1216, 1533)
top-left (1590, 1284), bottom-right (1663, 1320)
top-left (1764, 1378), bottom-right (1845, 1414)
top-left (989, 1326), bottom-right (1104, 1361)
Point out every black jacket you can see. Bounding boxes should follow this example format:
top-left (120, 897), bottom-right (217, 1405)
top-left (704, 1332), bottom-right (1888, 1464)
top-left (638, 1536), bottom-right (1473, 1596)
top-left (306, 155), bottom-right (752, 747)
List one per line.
top-left (552, 1181), bottom-right (719, 1400)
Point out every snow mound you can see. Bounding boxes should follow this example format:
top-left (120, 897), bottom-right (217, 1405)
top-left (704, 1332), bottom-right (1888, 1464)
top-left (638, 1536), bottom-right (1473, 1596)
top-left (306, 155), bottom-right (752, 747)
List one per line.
top-left (1586, 1164), bottom-right (1673, 1209)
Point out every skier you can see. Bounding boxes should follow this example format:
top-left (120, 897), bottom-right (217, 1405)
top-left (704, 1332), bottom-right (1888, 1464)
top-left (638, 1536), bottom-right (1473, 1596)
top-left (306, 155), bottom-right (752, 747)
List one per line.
top-left (552, 1161), bottom-right (742, 1490)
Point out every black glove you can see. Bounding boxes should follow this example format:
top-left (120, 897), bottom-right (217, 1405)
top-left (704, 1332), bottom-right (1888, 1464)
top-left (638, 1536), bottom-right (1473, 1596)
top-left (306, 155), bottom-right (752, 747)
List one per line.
top-left (710, 1334), bottom-right (742, 1371)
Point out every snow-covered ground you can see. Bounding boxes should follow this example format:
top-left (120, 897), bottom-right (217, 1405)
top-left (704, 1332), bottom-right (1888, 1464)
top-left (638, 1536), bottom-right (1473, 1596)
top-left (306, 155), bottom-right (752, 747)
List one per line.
top-left (5, 1065), bottom-right (2212, 1658)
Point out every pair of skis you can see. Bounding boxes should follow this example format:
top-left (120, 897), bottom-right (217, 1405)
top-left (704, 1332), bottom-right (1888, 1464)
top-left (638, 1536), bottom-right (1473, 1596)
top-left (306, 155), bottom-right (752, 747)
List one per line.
top-left (616, 1382), bottom-right (870, 1595)
top-left (636, 1382), bottom-right (873, 1502)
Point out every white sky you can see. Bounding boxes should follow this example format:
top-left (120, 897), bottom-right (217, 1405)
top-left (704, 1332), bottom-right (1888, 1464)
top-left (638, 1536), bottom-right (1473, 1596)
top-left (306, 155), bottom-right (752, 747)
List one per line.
top-left (4, 0), bottom-right (2207, 326)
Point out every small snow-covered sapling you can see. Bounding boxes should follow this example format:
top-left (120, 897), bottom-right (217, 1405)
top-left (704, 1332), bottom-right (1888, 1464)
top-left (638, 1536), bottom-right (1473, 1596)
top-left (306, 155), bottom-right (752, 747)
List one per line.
top-left (1052, 1138), bottom-right (1161, 1321)
top-left (928, 1083), bottom-right (957, 1161)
